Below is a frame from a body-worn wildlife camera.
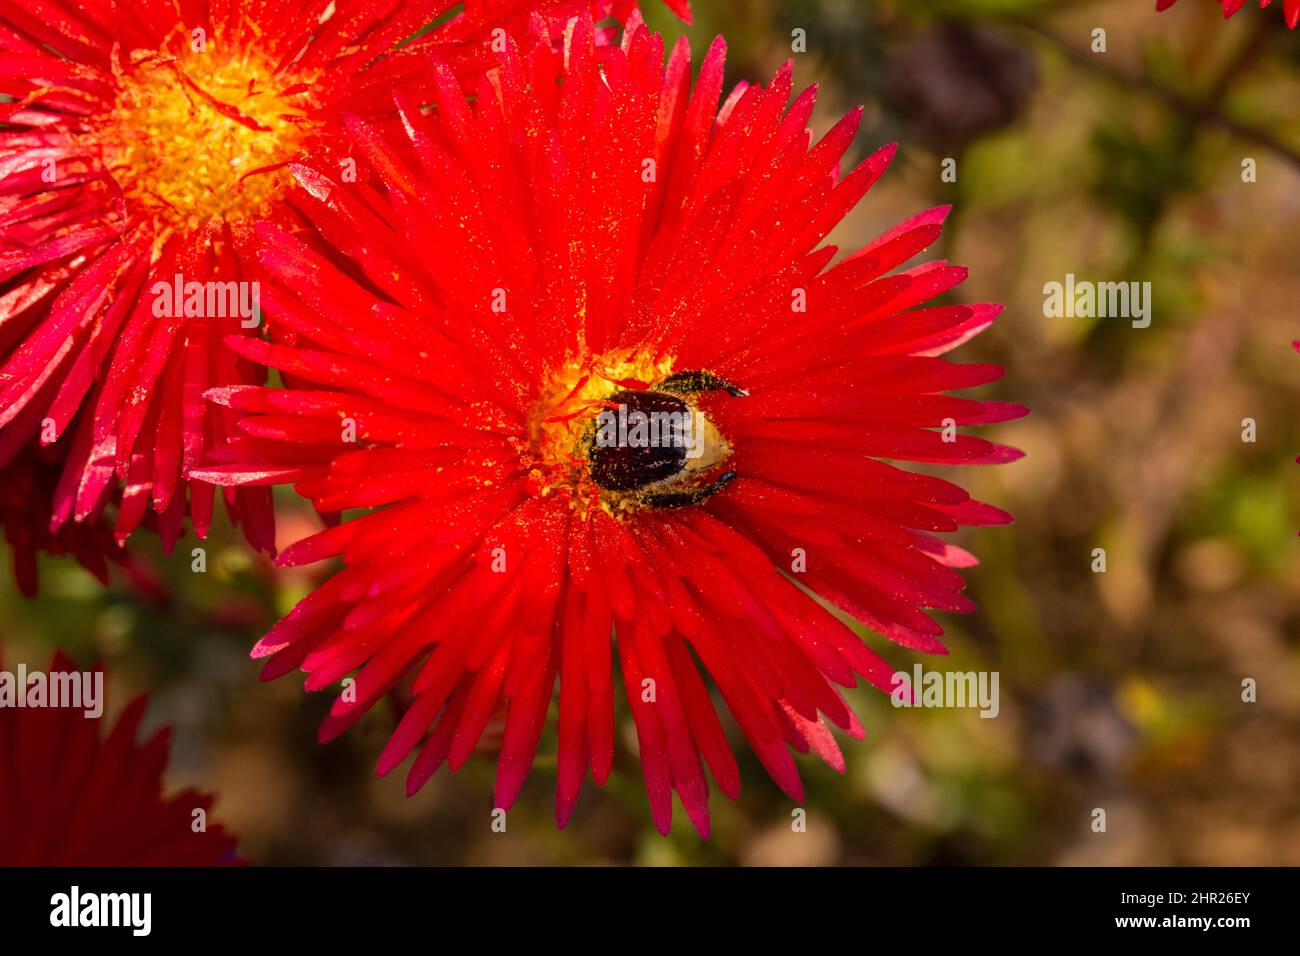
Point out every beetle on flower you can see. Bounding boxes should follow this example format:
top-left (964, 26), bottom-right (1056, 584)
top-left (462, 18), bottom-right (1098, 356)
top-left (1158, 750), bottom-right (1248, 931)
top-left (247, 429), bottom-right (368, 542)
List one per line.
top-left (193, 14), bottom-right (1026, 835)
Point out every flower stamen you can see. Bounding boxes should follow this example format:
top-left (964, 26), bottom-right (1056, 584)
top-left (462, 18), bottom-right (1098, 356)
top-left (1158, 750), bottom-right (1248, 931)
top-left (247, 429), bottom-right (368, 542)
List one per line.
top-left (95, 45), bottom-right (311, 230)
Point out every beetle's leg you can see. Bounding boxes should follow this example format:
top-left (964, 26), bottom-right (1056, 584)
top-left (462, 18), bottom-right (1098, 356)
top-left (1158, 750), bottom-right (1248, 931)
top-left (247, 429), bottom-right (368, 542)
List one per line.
top-left (657, 370), bottom-right (748, 398)
top-left (643, 471), bottom-right (737, 509)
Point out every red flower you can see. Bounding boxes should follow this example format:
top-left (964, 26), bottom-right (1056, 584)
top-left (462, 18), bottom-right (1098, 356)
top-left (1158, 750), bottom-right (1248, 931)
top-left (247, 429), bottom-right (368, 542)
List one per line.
top-left (195, 16), bottom-right (1025, 835)
top-left (0, 439), bottom-right (122, 596)
top-left (1155, 0), bottom-right (1300, 28)
top-left (0, 652), bottom-right (241, 865)
top-left (0, 1), bottom-right (684, 559)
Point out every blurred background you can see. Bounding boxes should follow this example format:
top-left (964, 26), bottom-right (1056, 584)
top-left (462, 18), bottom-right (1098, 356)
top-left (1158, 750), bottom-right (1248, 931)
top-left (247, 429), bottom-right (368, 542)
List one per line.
top-left (3, 0), bottom-right (1299, 865)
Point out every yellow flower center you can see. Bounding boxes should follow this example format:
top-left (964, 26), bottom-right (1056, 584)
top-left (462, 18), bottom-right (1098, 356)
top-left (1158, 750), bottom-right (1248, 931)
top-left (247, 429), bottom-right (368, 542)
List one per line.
top-left (526, 350), bottom-right (676, 515)
top-left (99, 44), bottom-right (310, 231)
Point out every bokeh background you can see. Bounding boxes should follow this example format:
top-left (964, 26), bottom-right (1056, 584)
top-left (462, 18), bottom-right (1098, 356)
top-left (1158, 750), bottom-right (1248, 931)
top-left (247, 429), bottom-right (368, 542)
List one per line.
top-left (3, 0), bottom-right (1299, 865)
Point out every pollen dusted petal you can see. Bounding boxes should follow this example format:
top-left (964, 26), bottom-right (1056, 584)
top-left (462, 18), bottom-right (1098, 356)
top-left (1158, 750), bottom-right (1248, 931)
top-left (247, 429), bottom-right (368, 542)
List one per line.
top-left (198, 13), bottom-right (1019, 833)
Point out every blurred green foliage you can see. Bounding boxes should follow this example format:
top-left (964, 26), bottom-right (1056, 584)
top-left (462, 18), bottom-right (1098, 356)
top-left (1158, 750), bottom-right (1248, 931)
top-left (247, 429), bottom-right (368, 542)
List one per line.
top-left (3, 0), bottom-right (1299, 865)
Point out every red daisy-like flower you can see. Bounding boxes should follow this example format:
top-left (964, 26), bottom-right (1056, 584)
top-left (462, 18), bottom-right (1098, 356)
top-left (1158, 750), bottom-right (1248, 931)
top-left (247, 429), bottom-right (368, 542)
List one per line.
top-left (0, 651), bottom-right (241, 865)
top-left (0, 438), bottom-right (122, 596)
top-left (1155, 0), bottom-right (1300, 28)
top-left (194, 16), bottom-right (1025, 835)
top-left (0, 1), bottom-right (686, 560)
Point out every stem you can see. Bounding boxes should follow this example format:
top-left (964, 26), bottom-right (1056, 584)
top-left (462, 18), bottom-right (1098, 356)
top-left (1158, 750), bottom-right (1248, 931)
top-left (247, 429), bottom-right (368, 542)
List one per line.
top-left (1015, 18), bottom-right (1300, 173)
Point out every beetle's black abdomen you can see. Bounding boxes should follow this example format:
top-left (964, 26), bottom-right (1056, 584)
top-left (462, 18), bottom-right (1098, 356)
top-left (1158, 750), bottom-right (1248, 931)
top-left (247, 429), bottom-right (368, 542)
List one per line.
top-left (587, 389), bottom-right (691, 492)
